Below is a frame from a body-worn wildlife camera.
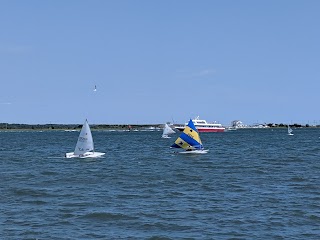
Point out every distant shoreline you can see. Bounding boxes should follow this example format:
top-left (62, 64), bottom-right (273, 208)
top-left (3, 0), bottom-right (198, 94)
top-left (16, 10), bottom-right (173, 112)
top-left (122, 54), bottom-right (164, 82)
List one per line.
top-left (0, 123), bottom-right (163, 131)
top-left (0, 122), bottom-right (319, 131)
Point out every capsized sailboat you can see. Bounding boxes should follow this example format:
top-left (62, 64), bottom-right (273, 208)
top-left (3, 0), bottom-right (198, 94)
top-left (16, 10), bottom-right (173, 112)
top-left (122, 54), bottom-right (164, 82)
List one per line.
top-left (65, 119), bottom-right (105, 158)
top-left (162, 123), bottom-right (175, 138)
top-left (288, 125), bottom-right (294, 136)
top-left (170, 119), bottom-right (208, 154)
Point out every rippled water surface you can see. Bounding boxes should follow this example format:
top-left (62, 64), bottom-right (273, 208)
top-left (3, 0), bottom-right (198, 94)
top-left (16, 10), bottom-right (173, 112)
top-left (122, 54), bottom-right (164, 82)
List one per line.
top-left (1, 128), bottom-right (320, 239)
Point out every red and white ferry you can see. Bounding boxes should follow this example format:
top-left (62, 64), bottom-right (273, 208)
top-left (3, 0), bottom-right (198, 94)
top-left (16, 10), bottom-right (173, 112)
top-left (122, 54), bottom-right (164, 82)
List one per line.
top-left (175, 116), bottom-right (225, 133)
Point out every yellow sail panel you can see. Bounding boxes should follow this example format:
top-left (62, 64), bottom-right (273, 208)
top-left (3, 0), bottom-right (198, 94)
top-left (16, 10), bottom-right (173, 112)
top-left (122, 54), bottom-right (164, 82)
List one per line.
top-left (183, 125), bottom-right (202, 144)
top-left (174, 137), bottom-right (194, 150)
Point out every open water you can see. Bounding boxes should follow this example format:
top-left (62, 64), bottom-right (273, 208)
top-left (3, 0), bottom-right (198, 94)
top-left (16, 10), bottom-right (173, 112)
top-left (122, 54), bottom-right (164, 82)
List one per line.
top-left (0, 128), bottom-right (320, 239)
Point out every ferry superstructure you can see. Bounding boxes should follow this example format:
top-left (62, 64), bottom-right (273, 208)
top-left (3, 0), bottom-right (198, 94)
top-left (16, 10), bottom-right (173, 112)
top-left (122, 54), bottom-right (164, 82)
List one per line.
top-left (175, 116), bottom-right (225, 133)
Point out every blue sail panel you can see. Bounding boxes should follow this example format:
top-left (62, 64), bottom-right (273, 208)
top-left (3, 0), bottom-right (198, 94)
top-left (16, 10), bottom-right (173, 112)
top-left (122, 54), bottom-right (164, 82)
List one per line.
top-left (186, 119), bottom-right (198, 132)
top-left (180, 132), bottom-right (203, 149)
top-left (182, 126), bottom-right (202, 145)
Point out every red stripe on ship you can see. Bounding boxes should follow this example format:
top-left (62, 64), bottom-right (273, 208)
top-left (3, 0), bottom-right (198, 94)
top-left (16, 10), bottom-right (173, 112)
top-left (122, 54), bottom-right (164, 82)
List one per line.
top-left (197, 128), bottom-right (224, 132)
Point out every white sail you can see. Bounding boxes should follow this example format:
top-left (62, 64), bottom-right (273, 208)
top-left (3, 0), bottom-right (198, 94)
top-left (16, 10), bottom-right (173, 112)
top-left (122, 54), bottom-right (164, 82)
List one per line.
top-left (162, 123), bottom-right (175, 138)
top-left (74, 120), bottom-right (94, 155)
top-left (65, 119), bottom-right (105, 158)
top-left (288, 125), bottom-right (293, 135)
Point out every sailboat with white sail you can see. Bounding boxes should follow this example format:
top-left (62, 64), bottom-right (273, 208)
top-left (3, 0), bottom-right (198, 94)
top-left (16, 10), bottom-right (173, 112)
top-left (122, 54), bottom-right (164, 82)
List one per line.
top-left (288, 124), bottom-right (294, 136)
top-left (65, 119), bottom-right (105, 158)
top-left (162, 123), bottom-right (175, 138)
top-left (171, 119), bottom-right (208, 154)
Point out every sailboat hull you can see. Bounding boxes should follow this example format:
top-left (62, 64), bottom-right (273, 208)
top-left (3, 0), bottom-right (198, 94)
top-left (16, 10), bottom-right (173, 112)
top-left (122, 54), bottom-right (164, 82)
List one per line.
top-left (162, 135), bottom-right (171, 138)
top-left (178, 149), bottom-right (209, 154)
top-left (65, 151), bottom-right (105, 158)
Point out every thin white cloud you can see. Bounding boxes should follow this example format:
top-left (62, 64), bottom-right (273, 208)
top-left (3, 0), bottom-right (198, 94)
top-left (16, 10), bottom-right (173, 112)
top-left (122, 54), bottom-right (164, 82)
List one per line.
top-left (0, 102), bottom-right (12, 105)
top-left (197, 69), bottom-right (216, 77)
top-left (175, 68), bottom-right (216, 79)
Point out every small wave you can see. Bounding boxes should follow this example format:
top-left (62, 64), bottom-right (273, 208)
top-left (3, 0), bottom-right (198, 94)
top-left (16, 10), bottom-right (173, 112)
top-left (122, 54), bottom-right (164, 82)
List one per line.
top-left (147, 236), bottom-right (171, 240)
top-left (47, 156), bottom-right (64, 159)
top-left (168, 191), bottom-right (185, 197)
top-left (23, 200), bottom-right (47, 205)
top-left (141, 222), bottom-right (190, 231)
top-left (13, 188), bottom-right (53, 198)
top-left (308, 214), bottom-right (320, 221)
top-left (81, 212), bottom-right (138, 221)
top-left (41, 170), bottom-right (58, 176)
top-left (290, 176), bottom-right (306, 182)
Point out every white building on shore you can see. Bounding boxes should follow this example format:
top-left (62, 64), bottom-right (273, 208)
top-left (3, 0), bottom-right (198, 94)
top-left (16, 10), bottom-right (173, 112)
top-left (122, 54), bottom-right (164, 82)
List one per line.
top-left (231, 120), bottom-right (247, 129)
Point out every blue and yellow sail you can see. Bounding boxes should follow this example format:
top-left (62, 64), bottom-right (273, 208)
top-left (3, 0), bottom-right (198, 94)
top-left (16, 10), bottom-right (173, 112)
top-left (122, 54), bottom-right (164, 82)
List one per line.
top-left (171, 119), bottom-right (204, 150)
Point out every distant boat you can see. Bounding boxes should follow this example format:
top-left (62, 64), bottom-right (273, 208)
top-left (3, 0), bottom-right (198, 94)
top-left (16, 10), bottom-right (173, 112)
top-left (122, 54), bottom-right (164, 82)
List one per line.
top-left (93, 85), bottom-right (97, 92)
top-left (162, 123), bottom-right (175, 138)
top-left (171, 119), bottom-right (208, 154)
top-left (225, 126), bottom-right (237, 131)
top-left (288, 125), bottom-right (294, 136)
top-left (65, 119), bottom-right (105, 158)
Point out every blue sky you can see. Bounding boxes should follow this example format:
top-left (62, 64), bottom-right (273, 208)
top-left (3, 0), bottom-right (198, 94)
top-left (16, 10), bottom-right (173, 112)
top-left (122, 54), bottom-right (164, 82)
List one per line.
top-left (0, 1), bottom-right (319, 125)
